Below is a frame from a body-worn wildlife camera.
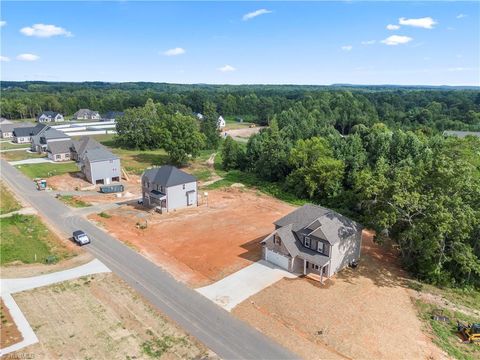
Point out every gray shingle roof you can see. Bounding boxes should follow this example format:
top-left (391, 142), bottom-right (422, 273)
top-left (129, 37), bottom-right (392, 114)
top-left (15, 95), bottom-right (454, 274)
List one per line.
top-left (275, 204), bottom-right (362, 245)
top-left (84, 147), bottom-right (118, 162)
top-left (0, 122), bottom-right (31, 133)
top-left (142, 166), bottom-right (197, 187)
top-left (47, 140), bottom-right (73, 155)
top-left (72, 136), bottom-right (105, 159)
top-left (13, 123), bottom-right (47, 137)
top-left (42, 128), bottom-right (70, 140)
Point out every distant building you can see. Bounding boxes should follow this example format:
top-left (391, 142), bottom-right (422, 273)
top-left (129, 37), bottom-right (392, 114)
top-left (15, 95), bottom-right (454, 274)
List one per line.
top-left (195, 113), bottom-right (204, 120)
top-left (37, 111), bottom-right (64, 123)
top-left (73, 109), bottom-right (101, 121)
top-left (12, 124), bottom-right (47, 144)
top-left (217, 116), bottom-right (226, 129)
top-left (0, 122), bottom-right (31, 139)
top-left (141, 165), bottom-right (197, 212)
top-left (101, 111), bottom-right (124, 121)
top-left (443, 130), bottom-right (480, 138)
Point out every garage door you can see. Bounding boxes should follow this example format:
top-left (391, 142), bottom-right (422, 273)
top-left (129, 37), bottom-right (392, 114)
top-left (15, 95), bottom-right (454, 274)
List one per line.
top-left (265, 249), bottom-right (290, 270)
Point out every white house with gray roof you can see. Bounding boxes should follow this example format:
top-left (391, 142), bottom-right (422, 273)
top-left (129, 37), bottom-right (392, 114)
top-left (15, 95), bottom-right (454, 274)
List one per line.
top-left (37, 111), bottom-right (64, 123)
top-left (0, 122), bottom-right (31, 139)
top-left (73, 109), bottom-right (101, 120)
top-left (142, 166), bottom-right (197, 212)
top-left (71, 136), bottom-right (121, 184)
top-left (31, 126), bottom-right (71, 153)
top-left (262, 204), bottom-right (362, 282)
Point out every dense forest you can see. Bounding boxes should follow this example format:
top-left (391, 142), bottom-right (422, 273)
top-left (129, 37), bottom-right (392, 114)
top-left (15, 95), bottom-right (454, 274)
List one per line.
top-left (2, 81), bottom-right (479, 287)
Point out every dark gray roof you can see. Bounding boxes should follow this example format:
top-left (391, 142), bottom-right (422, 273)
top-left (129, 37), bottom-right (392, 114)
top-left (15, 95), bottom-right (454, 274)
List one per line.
top-left (38, 111), bottom-right (60, 118)
top-left (42, 128), bottom-right (69, 140)
top-left (275, 204), bottom-right (362, 245)
top-left (13, 123), bottom-right (47, 137)
top-left (142, 166), bottom-right (197, 187)
top-left (274, 204), bottom-right (330, 231)
top-left (443, 130), bottom-right (480, 138)
top-left (84, 147), bottom-right (118, 163)
top-left (0, 122), bottom-right (31, 133)
top-left (47, 140), bottom-right (73, 155)
top-left (71, 136), bottom-right (105, 159)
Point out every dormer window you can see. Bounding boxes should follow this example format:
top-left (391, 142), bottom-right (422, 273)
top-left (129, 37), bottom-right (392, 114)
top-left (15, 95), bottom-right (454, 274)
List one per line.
top-left (317, 241), bottom-right (324, 254)
top-left (274, 234), bottom-right (282, 246)
top-left (304, 236), bottom-right (311, 248)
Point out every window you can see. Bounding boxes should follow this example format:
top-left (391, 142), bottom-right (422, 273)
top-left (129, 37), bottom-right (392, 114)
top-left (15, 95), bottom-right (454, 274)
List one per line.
top-left (274, 234), bottom-right (282, 246)
top-left (317, 242), bottom-right (324, 254)
top-left (183, 184), bottom-right (186, 190)
top-left (304, 236), bottom-right (311, 248)
top-left (55, 154), bottom-right (61, 160)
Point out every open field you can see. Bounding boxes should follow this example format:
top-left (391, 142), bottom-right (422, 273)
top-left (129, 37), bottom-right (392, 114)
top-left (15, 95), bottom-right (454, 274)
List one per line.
top-left (15, 162), bottom-right (79, 179)
top-left (0, 298), bottom-right (23, 349)
top-left (89, 188), bottom-right (296, 287)
top-left (0, 214), bottom-right (76, 265)
top-left (415, 300), bottom-right (480, 360)
top-left (0, 181), bottom-right (21, 215)
top-left (57, 195), bottom-right (92, 208)
top-left (11, 273), bottom-right (213, 359)
top-left (232, 231), bottom-right (449, 360)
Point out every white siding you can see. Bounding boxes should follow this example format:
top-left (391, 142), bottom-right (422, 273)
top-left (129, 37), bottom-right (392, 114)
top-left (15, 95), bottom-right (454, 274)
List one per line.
top-left (328, 232), bottom-right (362, 276)
top-left (165, 181), bottom-right (197, 211)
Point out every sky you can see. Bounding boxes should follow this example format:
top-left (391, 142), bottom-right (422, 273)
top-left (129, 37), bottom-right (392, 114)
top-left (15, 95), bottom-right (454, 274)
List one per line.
top-left (1, 1), bottom-right (479, 86)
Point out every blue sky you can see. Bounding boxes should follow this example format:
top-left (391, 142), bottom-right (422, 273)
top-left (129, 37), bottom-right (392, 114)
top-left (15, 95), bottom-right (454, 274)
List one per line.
top-left (1, 1), bottom-right (479, 85)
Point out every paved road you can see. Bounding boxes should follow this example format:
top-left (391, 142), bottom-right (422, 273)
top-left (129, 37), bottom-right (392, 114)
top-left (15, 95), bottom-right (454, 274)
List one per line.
top-left (1, 159), bottom-right (296, 360)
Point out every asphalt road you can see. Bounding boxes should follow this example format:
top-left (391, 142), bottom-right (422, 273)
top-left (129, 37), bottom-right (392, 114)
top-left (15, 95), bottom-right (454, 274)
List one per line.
top-left (1, 159), bottom-right (297, 360)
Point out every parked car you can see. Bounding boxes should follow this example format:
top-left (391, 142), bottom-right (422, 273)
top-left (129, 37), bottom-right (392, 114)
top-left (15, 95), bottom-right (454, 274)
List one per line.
top-left (72, 230), bottom-right (91, 246)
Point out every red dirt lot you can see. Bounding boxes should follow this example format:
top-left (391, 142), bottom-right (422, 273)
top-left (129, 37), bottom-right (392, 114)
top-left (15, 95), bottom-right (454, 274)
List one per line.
top-left (0, 298), bottom-right (23, 349)
top-left (89, 188), bottom-right (296, 287)
top-left (233, 231), bottom-right (448, 360)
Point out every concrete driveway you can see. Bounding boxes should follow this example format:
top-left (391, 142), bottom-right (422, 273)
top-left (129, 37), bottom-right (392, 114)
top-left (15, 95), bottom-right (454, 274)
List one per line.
top-left (196, 260), bottom-right (297, 311)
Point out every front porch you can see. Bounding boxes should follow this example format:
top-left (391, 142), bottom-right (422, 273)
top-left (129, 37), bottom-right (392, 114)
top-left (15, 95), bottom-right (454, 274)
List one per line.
top-left (301, 257), bottom-right (330, 284)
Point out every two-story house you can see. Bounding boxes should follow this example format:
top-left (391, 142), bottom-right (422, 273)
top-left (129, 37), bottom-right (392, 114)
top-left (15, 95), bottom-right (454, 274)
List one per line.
top-left (31, 126), bottom-right (71, 153)
top-left (37, 111), bottom-right (64, 123)
top-left (262, 204), bottom-right (362, 282)
top-left (141, 166), bottom-right (197, 212)
top-left (73, 109), bottom-right (101, 120)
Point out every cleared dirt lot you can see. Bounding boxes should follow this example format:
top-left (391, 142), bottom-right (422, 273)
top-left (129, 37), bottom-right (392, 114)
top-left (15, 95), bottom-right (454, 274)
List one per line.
top-left (89, 188), bottom-right (296, 287)
top-left (233, 232), bottom-right (448, 360)
top-left (10, 273), bottom-right (212, 359)
top-left (227, 126), bottom-right (265, 141)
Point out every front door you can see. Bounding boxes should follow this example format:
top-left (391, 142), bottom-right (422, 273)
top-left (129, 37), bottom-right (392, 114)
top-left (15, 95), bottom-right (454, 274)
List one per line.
top-left (187, 191), bottom-right (195, 206)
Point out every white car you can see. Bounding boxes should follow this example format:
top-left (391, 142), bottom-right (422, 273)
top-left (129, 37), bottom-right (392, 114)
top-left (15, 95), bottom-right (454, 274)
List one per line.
top-left (72, 230), bottom-right (91, 246)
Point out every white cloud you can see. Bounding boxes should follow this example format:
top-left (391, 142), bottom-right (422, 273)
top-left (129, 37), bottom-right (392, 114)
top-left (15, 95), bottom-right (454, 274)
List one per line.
top-left (20, 23), bottom-right (72, 38)
top-left (361, 40), bottom-right (376, 45)
top-left (218, 64), bottom-right (236, 72)
top-left (162, 47), bottom-right (186, 56)
top-left (341, 45), bottom-right (353, 51)
top-left (0, 21), bottom-right (6, 27)
top-left (0, 56), bottom-right (10, 62)
top-left (456, 14), bottom-right (467, 19)
top-left (242, 9), bottom-right (272, 21)
top-left (17, 53), bottom-right (39, 61)
top-left (398, 17), bottom-right (437, 29)
top-left (386, 24), bottom-right (400, 30)
top-left (381, 35), bottom-right (413, 46)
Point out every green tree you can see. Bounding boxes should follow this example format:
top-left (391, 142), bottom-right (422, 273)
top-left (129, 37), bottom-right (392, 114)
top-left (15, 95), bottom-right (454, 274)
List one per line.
top-left (201, 101), bottom-right (220, 149)
top-left (221, 136), bottom-right (245, 170)
top-left (161, 113), bottom-right (206, 165)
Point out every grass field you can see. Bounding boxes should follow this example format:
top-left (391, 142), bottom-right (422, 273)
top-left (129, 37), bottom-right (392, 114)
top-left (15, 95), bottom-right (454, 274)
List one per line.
top-left (415, 300), bottom-right (480, 360)
top-left (0, 214), bottom-right (74, 265)
top-left (0, 150), bottom-right (46, 162)
top-left (58, 195), bottom-right (92, 208)
top-left (0, 141), bottom-right (31, 150)
top-left (0, 182), bottom-right (21, 215)
top-left (15, 162), bottom-right (79, 179)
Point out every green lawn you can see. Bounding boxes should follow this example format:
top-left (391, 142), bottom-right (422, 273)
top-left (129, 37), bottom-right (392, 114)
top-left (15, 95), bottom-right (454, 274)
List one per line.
top-left (15, 162), bottom-right (79, 179)
top-left (415, 300), bottom-right (480, 360)
top-left (0, 150), bottom-right (46, 162)
top-left (0, 141), bottom-right (31, 150)
top-left (58, 195), bottom-right (92, 208)
top-left (0, 214), bottom-right (74, 265)
top-left (0, 182), bottom-right (21, 215)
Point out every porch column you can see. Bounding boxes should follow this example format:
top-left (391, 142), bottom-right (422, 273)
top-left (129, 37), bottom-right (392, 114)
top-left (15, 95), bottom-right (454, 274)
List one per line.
top-left (303, 259), bottom-right (306, 275)
top-left (290, 256), bottom-right (294, 272)
top-left (320, 265), bottom-right (324, 284)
